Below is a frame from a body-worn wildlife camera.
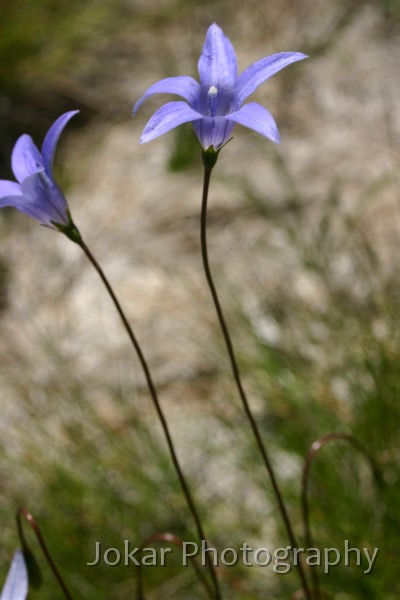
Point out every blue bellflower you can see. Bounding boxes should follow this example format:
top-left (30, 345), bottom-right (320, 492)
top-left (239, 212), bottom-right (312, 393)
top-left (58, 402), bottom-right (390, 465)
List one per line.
top-left (0, 550), bottom-right (28, 600)
top-left (133, 24), bottom-right (307, 150)
top-left (0, 111), bottom-right (79, 229)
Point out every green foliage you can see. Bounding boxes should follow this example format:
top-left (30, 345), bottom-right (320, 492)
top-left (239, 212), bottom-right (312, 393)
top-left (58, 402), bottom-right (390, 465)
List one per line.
top-left (168, 126), bottom-right (200, 172)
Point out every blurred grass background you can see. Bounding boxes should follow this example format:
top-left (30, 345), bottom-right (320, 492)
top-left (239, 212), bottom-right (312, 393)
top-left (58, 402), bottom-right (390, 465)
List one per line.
top-left (1, 0), bottom-right (400, 598)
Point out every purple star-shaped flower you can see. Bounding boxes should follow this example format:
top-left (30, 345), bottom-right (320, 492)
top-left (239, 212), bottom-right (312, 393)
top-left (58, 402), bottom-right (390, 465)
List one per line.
top-left (0, 111), bottom-right (79, 228)
top-left (133, 24), bottom-right (307, 150)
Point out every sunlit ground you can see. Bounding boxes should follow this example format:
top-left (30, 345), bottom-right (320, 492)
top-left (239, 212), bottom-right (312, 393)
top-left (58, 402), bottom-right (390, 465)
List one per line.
top-left (1, 1), bottom-right (400, 598)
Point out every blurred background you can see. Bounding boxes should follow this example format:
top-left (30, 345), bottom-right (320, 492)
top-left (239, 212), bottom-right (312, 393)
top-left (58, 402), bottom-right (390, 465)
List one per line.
top-left (1, 0), bottom-right (400, 598)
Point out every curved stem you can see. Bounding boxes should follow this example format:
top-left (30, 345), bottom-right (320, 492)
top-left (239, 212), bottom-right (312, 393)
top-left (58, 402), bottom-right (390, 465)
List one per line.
top-left (200, 157), bottom-right (312, 600)
top-left (77, 238), bottom-right (221, 600)
top-left (16, 508), bottom-right (73, 600)
top-left (301, 432), bottom-right (383, 600)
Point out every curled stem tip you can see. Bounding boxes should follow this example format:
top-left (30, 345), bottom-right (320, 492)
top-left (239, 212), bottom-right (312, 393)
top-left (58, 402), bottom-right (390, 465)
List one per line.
top-left (301, 432), bottom-right (382, 599)
top-left (16, 508), bottom-right (74, 600)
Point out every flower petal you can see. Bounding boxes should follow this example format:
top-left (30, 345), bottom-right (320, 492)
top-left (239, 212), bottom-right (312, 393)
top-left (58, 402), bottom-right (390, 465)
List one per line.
top-left (20, 169), bottom-right (69, 226)
top-left (193, 117), bottom-right (235, 150)
top-left (0, 195), bottom-right (61, 226)
top-left (139, 101), bottom-right (203, 143)
top-left (0, 549), bottom-right (28, 600)
top-left (234, 52), bottom-right (308, 108)
top-left (0, 196), bottom-right (26, 210)
top-left (133, 76), bottom-right (200, 115)
top-left (11, 135), bottom-right (42, 183)
top-left (41, 110), bottom-right (79, 174)
top-left (197, 24), bottom-right (237, 101)
top-left (0, 181), bottom-right (21, 198)
top-left (227, 102), bottom-right (281, 143)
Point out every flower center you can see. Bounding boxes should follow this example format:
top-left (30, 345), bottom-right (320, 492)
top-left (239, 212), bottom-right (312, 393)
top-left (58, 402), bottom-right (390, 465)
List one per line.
top-left (207, 86), bottom-right (219, 117)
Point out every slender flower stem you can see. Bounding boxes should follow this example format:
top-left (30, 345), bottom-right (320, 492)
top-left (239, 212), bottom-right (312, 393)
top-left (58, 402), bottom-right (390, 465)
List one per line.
top-left (16, 509), bottom-right (73, 600)
top-left (200, 156), bottom-right (312, 600)
top-left (77, 237), bottom-right (221, 600)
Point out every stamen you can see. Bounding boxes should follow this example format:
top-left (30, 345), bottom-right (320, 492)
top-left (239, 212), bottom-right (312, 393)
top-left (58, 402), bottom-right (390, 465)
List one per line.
top-left (207, 86), bottom-right (219, 117)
